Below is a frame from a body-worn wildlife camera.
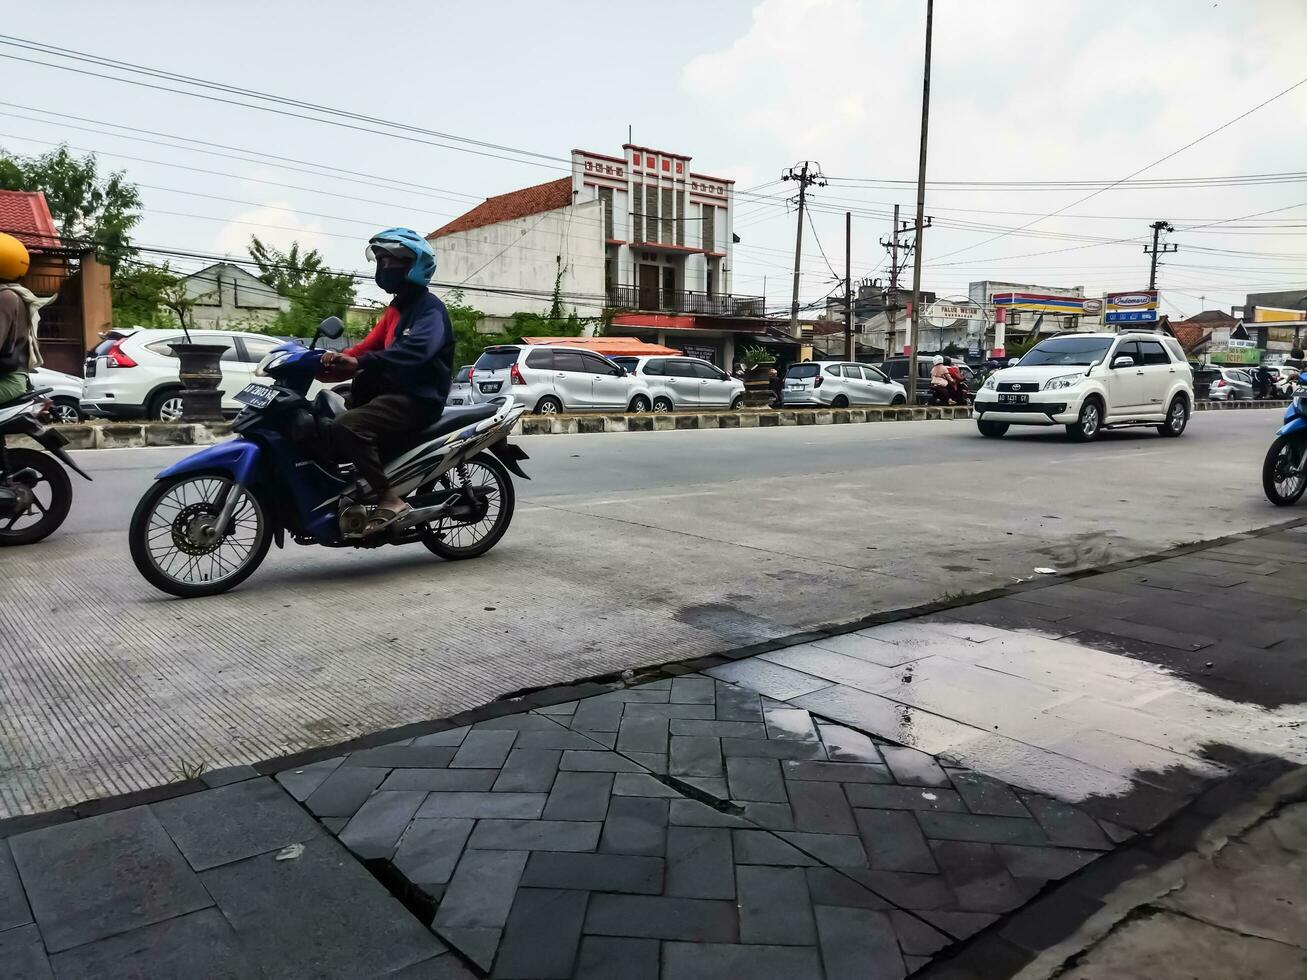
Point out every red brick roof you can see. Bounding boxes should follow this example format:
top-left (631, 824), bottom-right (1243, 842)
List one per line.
top-left (1172, 323), bottom-right (1211, 352)
top-left (0, 190), bottom-right (60, 250)
top-left (429, 178), bottom-right (574, 238)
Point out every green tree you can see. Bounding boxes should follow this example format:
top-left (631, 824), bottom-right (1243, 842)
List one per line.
top-left (111, 262), bottom-right (182, 328)
top-left (248, 235), bottom-right (356, 336)
top-left (0, 144), bottom-right (142, 267)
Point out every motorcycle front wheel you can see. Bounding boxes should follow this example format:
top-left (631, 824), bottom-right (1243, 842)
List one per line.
top-left (419, 452), bottom-right (516, 561)
top-left (1262, 434), bottom-right (1307, 507)
top-left (129, 473), bottom-right (272, 596)
top-left (0, 448), bottom-right (72, 546)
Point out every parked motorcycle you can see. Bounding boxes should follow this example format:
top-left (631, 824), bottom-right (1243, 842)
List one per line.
top-left (0, 386), bottom-right (91, 546)
top-left (1262, 382), bottom-right (1307, 506)
top-left (127, 318), bottom-right (530, 597)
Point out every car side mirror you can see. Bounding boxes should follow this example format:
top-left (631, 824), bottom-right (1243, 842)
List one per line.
top-left (1007, 358), bottom-right (1020, 367)
top-left (1112, 355), bottom-right (1135, 369)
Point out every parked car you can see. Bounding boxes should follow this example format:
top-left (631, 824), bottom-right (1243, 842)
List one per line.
top-left (973, 330), bottom-right (1194, 441)
top-left (880, 356), bottom-right (978, 404)
top-left (448, 365), bottom-right (474, 406)
top-left (611, 355), bottom-right (746, 411)
top-left (1208, 368), bottom-right (1255, 402)
top-left (782, 361), bottom-right (907, 407)
top-left (82, 328), bottom-right (299, 421)
top-left (470, 344), bottom-right (652, 414)
top-left (29, 366), bottom-right (85, 423)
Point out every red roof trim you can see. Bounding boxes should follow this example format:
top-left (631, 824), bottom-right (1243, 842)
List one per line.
top-left (0, 190), bottom-right (61, 250)
top-left (574, 149), bottom-right (627, 164)
top-left (623, 143), bottom-right (692, 160)
top-left (689, 172), bottom-right (735, 185)
top-left (429, 177), bottom-right (574, 238)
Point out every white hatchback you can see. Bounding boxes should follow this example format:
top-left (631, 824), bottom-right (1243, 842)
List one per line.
top-left (783, 361), bottom-right (907, 407)
top-left (82, 328), bottom-right (294, 421)
top-left (611, 355), bottom-right (746, 412)
top-left (471, 345), bottom-right (653, 414)
top-left (973, 331), bottom-right (1194, 441)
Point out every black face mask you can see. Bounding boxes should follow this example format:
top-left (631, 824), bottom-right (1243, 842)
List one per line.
top-left (375, 263), bottom-right (410, 294)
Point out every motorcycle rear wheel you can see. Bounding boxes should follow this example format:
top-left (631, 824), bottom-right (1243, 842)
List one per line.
top-left (130, 473), bottom-right (272, 596)
top-left (0, 448), bottom-right (72, 546)
top-left (1262, 434), bottom-right (1307, 507)
top-left (419, 452), bottom-right (515, 561)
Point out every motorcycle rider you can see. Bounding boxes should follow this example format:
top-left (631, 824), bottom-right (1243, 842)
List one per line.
top-left (319, 228), bottom-right (453, 531)
top-left (0, 233), bottom-right (47, 403)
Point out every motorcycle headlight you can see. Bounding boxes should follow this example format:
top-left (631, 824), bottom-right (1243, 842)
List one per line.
top-left (1044, 373), bottom-right (1084, 391)
top-left (982, 375), bottom-right (997, 390)
top-left (255, 350), bottom-right (292, 377)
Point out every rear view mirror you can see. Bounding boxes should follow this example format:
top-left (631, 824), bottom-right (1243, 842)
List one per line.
top-left (318, 316), bottom-right (345, 339)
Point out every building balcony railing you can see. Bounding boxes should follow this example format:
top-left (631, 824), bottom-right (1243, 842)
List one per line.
top-left (606, 284), bottom-right (766, 318)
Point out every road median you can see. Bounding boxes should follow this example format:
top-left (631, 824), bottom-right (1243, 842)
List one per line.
top-left (34, 397), bottom-right (1286, 449)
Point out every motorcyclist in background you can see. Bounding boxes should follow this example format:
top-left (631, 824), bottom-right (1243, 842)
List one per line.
top-left (319, 229), bottom-right (454, 532)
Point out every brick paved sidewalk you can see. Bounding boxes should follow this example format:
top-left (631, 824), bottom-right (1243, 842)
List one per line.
top-left (4, 525), bottom-right (1306, 978)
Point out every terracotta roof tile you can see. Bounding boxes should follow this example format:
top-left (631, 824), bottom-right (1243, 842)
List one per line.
top-left (429, 178), bottom-right (574, 238)
top-left (0, 190), bottom-right (60, 250)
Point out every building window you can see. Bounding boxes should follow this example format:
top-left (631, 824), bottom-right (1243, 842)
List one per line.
top-left (646, 155), bottom-right (654, 168)
top-left (702, 205), bottom-right (716, 253)
top-left (676, 161), bottom-right (684, 174)
top-left (661, 188), bottom-right (674, 244)
top-left (631, 187), bottom-right (643, 243)
top-left (676, 190), bottom-right (686, 246)
top-left (645, 186), bottom-right (660, 243)
top-left (598, 187), bottom-right (614, 240)
top-left (605, 256), bottom-right (616, 292)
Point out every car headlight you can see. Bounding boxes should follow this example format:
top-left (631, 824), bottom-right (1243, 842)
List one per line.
top-left (982, 375), bottom-right (997, 390)
top-left (1044, 373), bottom-right (1084, 391)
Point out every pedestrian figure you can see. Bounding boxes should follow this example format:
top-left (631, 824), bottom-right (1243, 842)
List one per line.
top-left (768, 367), bottom-right (782, 408)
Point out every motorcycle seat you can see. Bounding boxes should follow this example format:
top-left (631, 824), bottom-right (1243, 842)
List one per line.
top-left (313, 388), bottom-right (348, 419)
top-left (0, 386), bottom-right (52, 409)
top-left (383, 403), bottom-right (500, 461)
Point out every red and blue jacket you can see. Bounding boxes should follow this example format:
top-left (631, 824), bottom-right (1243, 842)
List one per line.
top-left (344, 289), bottom-right (454, 407)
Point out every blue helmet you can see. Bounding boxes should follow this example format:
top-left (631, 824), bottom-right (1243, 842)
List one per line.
top-left (366, 227), bottom-right (436, 287)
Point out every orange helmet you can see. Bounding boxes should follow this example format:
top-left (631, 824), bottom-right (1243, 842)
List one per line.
top-left (0, 233), bottom-right (30, 281)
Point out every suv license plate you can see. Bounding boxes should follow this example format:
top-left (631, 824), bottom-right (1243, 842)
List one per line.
top-left (234, 383), bottom-right (277, 408)
top-left (998, 393), bottom-right (1028, 404)
top-left (479, 382), bottom-right (502, 393)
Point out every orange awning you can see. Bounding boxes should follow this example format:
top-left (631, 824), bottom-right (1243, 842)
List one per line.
top-left (519, 337), bottom-right (681, 357)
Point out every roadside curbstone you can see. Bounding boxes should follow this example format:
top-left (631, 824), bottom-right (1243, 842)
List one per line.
top-left (627, 416), bottom-right (653, 432)
top-left (695, 413), bottom-right (720, 429)
top-left (98, 424), bottom-right (147, 449)
top-left (674, 413), bottom-right (699, 430)
top-left (719, 413), bottom-right (740, 429)
top-left (602, 416), bottom-right (629, 433)
top-left (738, 413), bottom-right (760, 428)
top-left (60, 426), bottom-right (99, 450)
top-left (577, 416), bottom-right (605, 434)
top-left (145, 424), bottom-right (196, 447)
top-left (652, 414), bottom-right (675, 431)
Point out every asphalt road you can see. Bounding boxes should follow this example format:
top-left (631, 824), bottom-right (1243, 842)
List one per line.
top-left (1, 410), bottom-right (1294, 815)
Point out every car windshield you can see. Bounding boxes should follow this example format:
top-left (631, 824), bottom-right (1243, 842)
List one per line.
top-left (787, 364), bottom-right (820, 379)
top-left (474, 349), bottom-right (520, 371)
top-left (1018, 337), bottom-right (1113, 367)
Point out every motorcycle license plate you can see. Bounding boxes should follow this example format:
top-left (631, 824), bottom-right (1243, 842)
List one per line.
top-left (998, 393), bottom-right (1028, 404)
top-left (234, 383), bottom-right (277, 408)
top-left (479, 382), bottom-right (502, 393)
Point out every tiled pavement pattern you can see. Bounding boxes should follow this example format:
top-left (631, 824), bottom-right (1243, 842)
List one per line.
top-left (0, 776), bottom-right (463, 979)
top-left (286, 675), bottom-right (1128, 978)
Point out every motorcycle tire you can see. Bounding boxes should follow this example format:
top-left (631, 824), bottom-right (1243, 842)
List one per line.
top-left (419, 452), bottom-right (516, 561)
top-left (1262, 434), bottom-right (1307, 507)
top-left (130, 473), bottom-right (273, 597)
top-left (0, 448), bottom-right (72, 546)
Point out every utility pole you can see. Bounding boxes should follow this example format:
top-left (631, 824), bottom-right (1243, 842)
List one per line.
top-left (1145, 220), bottom-right (1178, 291)
top-left (879, 204), bottom-right (930, 358)
top-left (845, 211), bottom-right (854, 360)
top-left (906, 0), bottom-right (934, 407)
top-left (782, 161), bottom-right (826, 338)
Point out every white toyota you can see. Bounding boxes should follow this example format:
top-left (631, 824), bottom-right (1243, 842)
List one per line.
top-left (973, 331), bottom-right (1194, 441)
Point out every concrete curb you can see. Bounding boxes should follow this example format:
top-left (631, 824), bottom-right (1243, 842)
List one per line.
top-left (25, 399), bottom-right (1289, 450)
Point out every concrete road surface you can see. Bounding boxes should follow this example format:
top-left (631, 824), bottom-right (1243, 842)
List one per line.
top-left (0, 411), bottom-right (1291, 815)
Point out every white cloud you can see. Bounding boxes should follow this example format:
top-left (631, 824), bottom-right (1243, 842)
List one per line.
top-left (212, 201), bottom-right (334, 260)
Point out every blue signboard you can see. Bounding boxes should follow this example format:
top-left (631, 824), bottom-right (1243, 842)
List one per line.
top-left (1105, 310), bottom-right (1159, 324)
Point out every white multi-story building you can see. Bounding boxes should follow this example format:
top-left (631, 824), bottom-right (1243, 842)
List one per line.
top-left (429, 145), bottom-right (770, 366)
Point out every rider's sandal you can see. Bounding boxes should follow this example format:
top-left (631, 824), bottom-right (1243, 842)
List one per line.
top-left (366, 503), bottom-right (412, 534)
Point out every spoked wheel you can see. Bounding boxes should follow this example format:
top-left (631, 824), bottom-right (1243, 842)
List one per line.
top-left (129, 474), bottom-right (272, 596)
top-left (0, 449), bottom-right (72, 546)
top-left (1263, 434), bottom-right (1307, 507)
top-left (419, 452), bottom-right (516, 561)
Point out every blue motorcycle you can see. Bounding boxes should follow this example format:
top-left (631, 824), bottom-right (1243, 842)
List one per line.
top-left (1262, 384), bottom-right (1307, 506)
top-left (128, 317), bottom-right (529, 597)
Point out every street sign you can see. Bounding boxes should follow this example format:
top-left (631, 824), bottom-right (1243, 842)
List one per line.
top-left (925, 302), bottom-right (982, 327)
top-left (1105, 290), bottom-right (1158, 324)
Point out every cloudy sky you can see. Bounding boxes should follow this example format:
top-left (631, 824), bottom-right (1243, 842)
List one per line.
top-left (3, 0), bottom-right (1306, 317)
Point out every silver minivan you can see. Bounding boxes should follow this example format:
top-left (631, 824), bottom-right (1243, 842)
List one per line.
top-left (612, 355), bottom-right (746, 412)
top-left (471, 345), bottom-right (652, 414)
top-left (783, 361), bottom-right (907, 407)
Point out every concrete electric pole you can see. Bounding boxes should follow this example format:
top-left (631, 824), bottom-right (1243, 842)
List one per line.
top-left (782, 161), bottom-right (826, 338)
top-left (906, 0), bottom-right (934, 407)
top-left (1145, 220), bottom-right (1178, 291)
top-left (845, 211), bottom-right (854, 361)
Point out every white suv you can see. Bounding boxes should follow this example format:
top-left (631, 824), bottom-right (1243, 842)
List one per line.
top-left (82, 328), bottom-right (294, 421)
top-left (611, 355), bottom-right (746, 412)
top-left (973, 331), bottom-right (1194, 441)
top-left (471, 344), bottom-right (653, 414)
